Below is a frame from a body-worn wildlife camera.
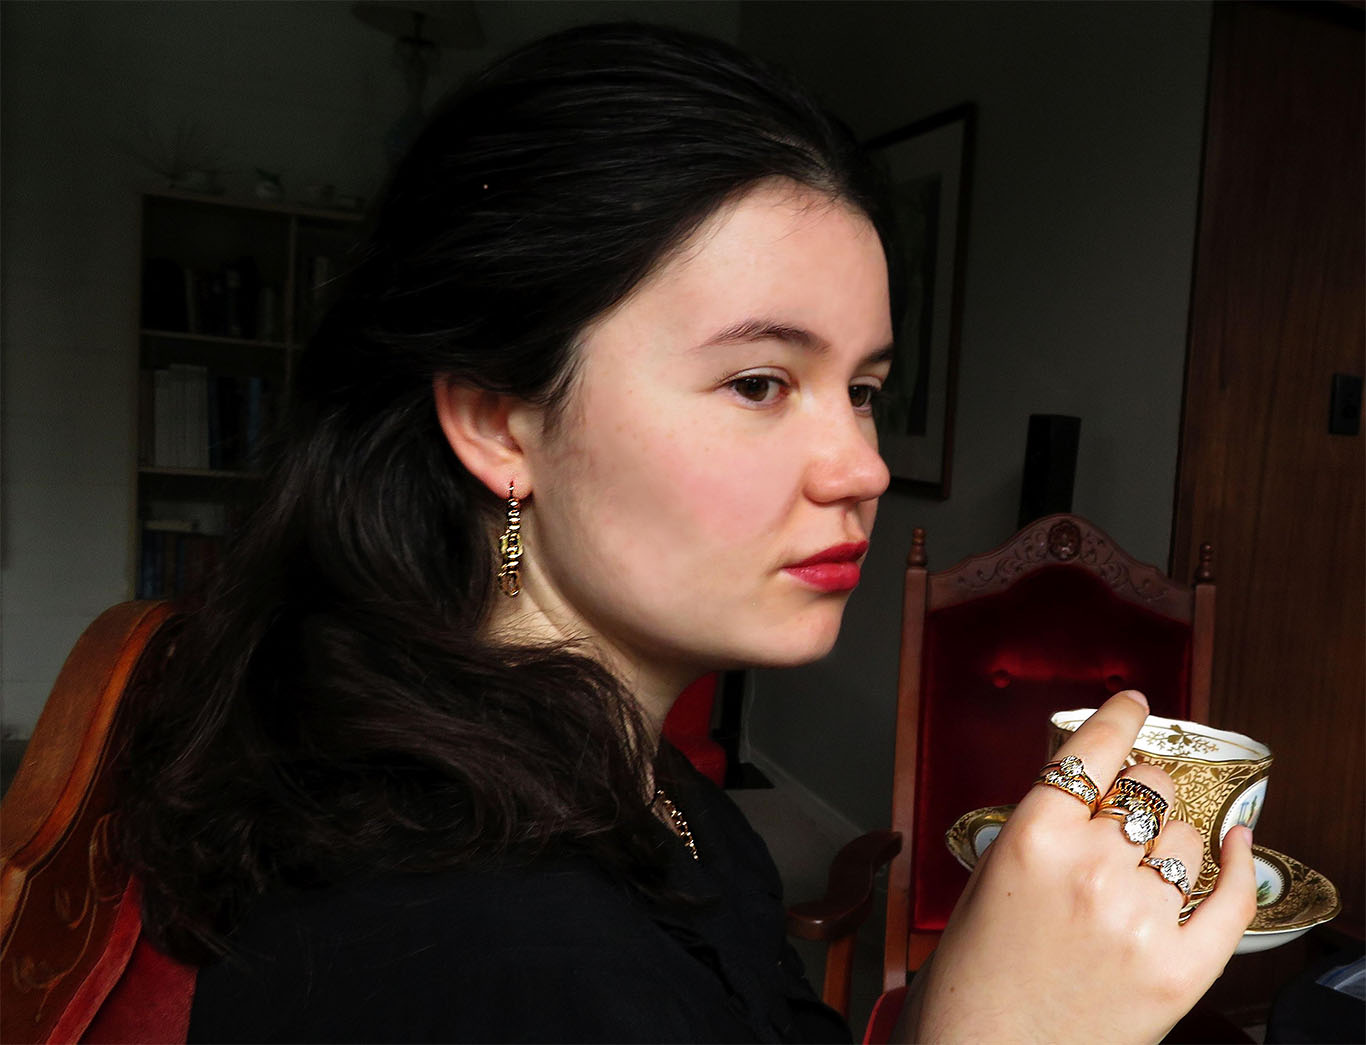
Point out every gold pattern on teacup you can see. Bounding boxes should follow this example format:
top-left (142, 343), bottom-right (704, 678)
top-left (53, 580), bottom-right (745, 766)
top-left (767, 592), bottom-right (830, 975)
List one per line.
top-left (1136, 723), bottom-right (1218, 756)
top-left (1049, 710), bottom-right (1273, 897)
top-left (1131, 758), bottom-right (1269, 893)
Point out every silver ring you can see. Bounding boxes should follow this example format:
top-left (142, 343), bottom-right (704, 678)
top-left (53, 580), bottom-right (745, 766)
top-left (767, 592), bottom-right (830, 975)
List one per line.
top-left (1140, 855), bottom-right (1192, 898)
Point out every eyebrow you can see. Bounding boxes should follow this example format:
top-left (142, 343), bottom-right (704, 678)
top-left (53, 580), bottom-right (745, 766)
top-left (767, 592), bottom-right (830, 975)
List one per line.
top-left (699, 317), bottom-right (896, 367)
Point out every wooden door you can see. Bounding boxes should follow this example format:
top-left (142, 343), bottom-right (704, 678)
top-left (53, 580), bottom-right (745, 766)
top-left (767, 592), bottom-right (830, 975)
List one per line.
top-left (1172, 0), bottom-right (1364, 953)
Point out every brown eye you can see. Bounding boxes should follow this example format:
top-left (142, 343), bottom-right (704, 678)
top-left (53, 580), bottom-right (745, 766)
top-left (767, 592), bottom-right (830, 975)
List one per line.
top-left (849, 384), bottom-right (877, 409)
top-left (730, 376), bottom-right (781, 403)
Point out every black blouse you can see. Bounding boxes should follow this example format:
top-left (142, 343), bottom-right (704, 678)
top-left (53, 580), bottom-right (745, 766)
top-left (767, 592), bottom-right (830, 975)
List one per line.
top-left (188, 757), bottom-right (852, 1043)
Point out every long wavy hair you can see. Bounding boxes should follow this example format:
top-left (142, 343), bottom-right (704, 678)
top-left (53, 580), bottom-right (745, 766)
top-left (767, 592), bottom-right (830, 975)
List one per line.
top-left (117, 21), bottom-right (895, 963)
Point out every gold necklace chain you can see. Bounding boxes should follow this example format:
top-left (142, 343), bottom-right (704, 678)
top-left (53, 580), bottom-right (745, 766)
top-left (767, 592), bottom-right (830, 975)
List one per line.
top-left (653, 788), bottom-right (699, 861)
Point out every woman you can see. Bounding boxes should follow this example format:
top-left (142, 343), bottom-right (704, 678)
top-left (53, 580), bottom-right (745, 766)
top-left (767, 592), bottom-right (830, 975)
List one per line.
top-left (119, 22), bottom-right (1255, 1043)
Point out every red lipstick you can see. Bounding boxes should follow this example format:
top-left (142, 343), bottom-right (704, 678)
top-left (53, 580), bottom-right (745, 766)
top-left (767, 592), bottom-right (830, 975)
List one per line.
top-left (783, 541), bottom-right (868, 593)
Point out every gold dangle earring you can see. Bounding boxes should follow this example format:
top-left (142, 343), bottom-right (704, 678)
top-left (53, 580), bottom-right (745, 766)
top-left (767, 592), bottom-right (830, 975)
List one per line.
top-left (497, 481), bottom-right (523, 597)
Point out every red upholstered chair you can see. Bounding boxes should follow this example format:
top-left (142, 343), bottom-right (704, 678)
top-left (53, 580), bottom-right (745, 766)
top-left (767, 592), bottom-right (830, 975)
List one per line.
top-left (789, 514), bottom-right (1215, 1030)
top-left (1, 601), bottom-right (197, 1045)
top-left (663, 673), bottom-right (728, 788)
top-left (1, 606), bottom-right (736, 1045)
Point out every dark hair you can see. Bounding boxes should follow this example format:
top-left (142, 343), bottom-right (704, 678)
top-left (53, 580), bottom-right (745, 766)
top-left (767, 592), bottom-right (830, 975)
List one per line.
top-left (118, 21), bottom-right (894, 962)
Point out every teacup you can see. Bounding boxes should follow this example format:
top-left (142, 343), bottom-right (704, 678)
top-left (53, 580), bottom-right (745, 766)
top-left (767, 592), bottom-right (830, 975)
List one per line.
top-left (1049, 709), bottom-right (1273, 895)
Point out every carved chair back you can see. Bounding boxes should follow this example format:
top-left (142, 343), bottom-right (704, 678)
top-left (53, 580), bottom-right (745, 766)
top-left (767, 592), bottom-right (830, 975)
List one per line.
top-left (0, 601), bottom-right (192, 1044)
top-left (882, 514), bottom-right (1214, 989)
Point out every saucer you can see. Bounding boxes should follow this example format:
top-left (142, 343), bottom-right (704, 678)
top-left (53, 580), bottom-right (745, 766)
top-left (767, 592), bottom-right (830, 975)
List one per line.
top-left (944, 805), bottom-right (1340, 954)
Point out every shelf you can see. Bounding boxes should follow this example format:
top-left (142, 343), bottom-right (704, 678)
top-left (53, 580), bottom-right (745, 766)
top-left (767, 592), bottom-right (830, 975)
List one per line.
top-left (138, 467), bottom-right (265, 503)
top-left (140, 329), bottom-right (294, 375)
top-left (144, 187), bottom-right (366, 224)
top-left (139, 466), bottom-right (263, 480)
top-left (141, 329), bottom-right (290, 350)
top-left (135, 189), bottom-right (357, 600)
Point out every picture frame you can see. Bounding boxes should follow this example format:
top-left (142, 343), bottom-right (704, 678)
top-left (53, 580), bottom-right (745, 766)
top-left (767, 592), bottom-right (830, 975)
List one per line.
top-left (866, 102), bottom-right (976, 499)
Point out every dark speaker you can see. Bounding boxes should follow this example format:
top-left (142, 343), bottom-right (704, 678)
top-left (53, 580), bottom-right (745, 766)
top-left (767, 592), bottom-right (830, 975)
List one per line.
top-left (1018, 414), bottom-right (1081, 527)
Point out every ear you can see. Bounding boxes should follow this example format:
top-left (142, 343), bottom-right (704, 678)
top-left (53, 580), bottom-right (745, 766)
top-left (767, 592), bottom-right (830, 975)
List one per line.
top-left (432, 377), bottom-right (538, 499)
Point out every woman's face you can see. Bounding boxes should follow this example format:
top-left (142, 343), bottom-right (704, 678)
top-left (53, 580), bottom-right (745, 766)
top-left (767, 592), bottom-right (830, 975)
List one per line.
top-left (512, 180), bottom-right (892, 705)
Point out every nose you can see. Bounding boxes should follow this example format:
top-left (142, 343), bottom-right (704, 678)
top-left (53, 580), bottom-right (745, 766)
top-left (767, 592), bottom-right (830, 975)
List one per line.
top-left (803, 407), bottom-right (890, 506)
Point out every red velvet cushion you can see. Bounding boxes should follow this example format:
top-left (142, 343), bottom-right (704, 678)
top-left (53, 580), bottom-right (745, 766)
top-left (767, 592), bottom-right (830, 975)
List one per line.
top-left (664, 674), bottom-right (718, 737)
top-left (81, 932), bottom-right (196, 1045)
top-left (663, 674), bottom-right (728, 787)
top-left (863, 986), bottom-right (910, 1044)
top-left (912, 566), bottom-right (1192, 931)
top-left (49, 877), bottom-right (197, 1045)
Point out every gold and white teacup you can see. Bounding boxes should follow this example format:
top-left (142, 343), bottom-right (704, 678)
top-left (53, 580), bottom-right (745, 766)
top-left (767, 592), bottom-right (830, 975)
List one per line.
top-left (1049, 709), bottom-right (1272, 895)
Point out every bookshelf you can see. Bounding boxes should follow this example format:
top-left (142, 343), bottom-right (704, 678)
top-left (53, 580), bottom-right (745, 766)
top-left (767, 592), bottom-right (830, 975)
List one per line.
top-left (135, 190), bottom-right (360, 599)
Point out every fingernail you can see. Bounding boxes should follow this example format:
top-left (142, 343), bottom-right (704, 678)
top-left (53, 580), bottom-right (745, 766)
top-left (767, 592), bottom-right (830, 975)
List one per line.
top-left (1120, 689), bottom-right (1149, 711)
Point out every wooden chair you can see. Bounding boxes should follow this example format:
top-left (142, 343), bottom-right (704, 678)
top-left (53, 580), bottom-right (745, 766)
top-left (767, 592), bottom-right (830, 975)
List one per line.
top-left (1, 601), bottom-right (197, 1045)
top-left (662, 673), bottom-right (728, 788)
top-left (789, 514), bottom-right (1215, 1029)
top-left (0, 604), bottom-right (742, 1043)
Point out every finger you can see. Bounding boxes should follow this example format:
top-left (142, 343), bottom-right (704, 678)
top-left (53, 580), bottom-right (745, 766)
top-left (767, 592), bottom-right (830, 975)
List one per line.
top-left (1114, 763), bottom-right (1176, 811)
top-left (1021, 691), bottom-right (1149, 816)
top-left (1092, 762), bottom-right (1178, 849)
top-left (1090, 763), bottom-right (1178, 861)
top-left (1135, 818), bottom-right (1203, 913)
top-left (1183, 826), bottom-right (1258, 940)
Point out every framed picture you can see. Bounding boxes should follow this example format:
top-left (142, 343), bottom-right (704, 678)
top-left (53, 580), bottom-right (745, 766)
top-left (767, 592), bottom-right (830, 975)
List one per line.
top-left (866, 103), bottom-right (976, 498)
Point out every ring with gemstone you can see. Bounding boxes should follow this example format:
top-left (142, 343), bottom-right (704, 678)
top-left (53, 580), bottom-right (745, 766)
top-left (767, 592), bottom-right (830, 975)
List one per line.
top-left (1140, 855), bottom-right (1193, 898)
top-left (1034, 755), bottom-right (1100, 811)
top-left (1095, 778), bottom-right (1168, 853)
top-left (1109, 777), bottom-right (1170, 820)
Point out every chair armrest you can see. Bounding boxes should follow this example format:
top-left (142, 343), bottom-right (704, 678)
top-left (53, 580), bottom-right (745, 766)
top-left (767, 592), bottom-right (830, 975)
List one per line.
top-left (786, 829), bottom-right (902, 941)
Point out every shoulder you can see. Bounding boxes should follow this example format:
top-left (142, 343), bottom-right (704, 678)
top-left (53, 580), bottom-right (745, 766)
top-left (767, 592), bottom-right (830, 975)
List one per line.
top-left (664, 746), bottom-right (783, 893)
top-left (189, 862), bottom-right (749, 1043)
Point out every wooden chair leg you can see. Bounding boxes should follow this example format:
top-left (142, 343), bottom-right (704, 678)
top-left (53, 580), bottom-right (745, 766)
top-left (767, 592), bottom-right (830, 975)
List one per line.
top-left (822, 934), bottom-right (856, 1019)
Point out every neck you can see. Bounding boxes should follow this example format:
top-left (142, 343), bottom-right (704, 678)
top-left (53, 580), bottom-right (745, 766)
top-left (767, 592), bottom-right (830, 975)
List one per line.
top-left (483, 587), bottom-right (697, 755)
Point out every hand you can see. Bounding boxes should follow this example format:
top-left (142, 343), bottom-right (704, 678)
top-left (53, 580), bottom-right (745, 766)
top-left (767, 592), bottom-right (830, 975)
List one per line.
top-left (907, 691), bottom-right (1257, 1044)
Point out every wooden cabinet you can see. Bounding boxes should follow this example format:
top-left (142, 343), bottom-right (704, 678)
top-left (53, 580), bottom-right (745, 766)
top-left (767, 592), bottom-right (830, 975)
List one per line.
top-left (134, 190), bottom-right (359, 599)
top-left (1173, 3), bottom-right (1363, 1022)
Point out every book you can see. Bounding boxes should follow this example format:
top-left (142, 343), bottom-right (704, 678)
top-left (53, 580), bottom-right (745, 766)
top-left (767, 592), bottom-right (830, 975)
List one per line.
top-left (189, 365), bottom-right (210, 469)
top-left (244, 377), bottom-right (264, 467)
top-left (142, 258), bottom-right (188, 330)
top-left (257, 286), bottom-right (279, 342)
top-left (137, 530), bottom-right (162, 599)
top-left (138, 369), bottom-right (155, 465)
top-left (143, 518), bottom-right (203, 534)
top-left (207, 374), bottom-right (222, 470)
top-left (184, 269), bottom-right (199, 334)
top-left (153, 368), bottom-right (175, 466)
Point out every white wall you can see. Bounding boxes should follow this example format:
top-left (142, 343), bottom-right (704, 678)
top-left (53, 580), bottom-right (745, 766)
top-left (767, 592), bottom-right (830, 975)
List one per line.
top-left (739, 1), bottom-right (1212, 829)
top-left (0, 0), bottom-right (740, 737)
top-left (0, 0), bottom-right (1210, 840)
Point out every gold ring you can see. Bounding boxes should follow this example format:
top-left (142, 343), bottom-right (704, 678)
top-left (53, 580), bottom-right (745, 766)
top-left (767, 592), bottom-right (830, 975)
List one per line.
top-left (1034, 755), bottom-right (1100, 812)
top-left (1096, 777), bottom-right (1168, 853)
top-left (1109, 777), bottom-right (1170, 819)
top-left (1140, 855), bottom-right (1193, 899)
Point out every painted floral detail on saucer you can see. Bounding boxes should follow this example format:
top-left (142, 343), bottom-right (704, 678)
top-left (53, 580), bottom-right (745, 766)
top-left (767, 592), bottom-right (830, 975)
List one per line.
top-left (1241, 847), bottom-right (1341, 954)
top-left (943, 805), bottom-right (1339, 955)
